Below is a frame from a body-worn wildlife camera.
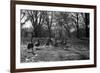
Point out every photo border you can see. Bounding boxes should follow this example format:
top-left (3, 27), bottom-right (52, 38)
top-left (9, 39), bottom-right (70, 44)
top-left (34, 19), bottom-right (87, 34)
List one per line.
top-left (10, 0), bottom-right (97, 73)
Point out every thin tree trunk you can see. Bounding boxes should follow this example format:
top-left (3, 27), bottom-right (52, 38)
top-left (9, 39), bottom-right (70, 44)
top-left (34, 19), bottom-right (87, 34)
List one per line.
top-left (76, 13), bottom-right (80, 38)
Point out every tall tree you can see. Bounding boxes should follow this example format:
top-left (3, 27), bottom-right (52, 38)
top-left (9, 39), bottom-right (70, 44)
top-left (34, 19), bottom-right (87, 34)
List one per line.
top-left (85, 13), bottom-right (90, 37)
top-left (76, 13), bottom-right (80, 38)
top-left (81, 13), bottom-right (90, 37)
top-left (45, 11), bottom-right (53, 42)
top-left (21, 10), bottom-right (47, 41)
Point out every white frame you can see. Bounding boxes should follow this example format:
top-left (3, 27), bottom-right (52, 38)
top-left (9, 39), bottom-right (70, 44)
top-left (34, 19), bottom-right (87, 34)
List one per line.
top-left (16, 4), bottom-right (94, 69)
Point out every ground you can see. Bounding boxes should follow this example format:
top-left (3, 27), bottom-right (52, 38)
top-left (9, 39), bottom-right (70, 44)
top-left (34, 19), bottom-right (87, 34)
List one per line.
top-left (21, 38), bottom-right (89, 63)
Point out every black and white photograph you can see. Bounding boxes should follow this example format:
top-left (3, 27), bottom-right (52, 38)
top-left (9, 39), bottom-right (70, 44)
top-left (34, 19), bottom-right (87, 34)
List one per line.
top-left (20, 10), bottom-right (90, 63)
top-left (11, 1), bottom-right (96, 72)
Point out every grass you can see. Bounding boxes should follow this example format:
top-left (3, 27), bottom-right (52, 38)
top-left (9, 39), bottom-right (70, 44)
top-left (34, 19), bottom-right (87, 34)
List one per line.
top-left (20, 38), bottom-right (89, 63)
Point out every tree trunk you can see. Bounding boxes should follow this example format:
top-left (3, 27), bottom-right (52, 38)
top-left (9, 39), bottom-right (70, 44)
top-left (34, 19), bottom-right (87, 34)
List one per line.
top-left (85, 13), bottom-right (89, 37)
top-left (76, 13), bottom-right (80, 38)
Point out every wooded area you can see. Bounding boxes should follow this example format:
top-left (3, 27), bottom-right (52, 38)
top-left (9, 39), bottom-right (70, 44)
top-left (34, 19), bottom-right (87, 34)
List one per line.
top-left (20, 10), bottom-right (90, 62)
top-left (21, 10), bottom-right (89, 42)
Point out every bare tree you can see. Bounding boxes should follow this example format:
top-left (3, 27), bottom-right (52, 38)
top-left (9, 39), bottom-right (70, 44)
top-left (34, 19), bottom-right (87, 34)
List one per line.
top-left (21, 10), bottom-right (48, 41)
top-left (81, 13), bottom-right (90, 37)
